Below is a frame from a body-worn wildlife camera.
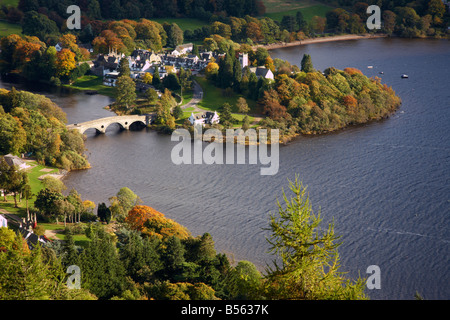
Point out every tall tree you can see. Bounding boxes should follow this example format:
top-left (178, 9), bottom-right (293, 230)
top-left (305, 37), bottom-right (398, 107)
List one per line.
top-left (264, 177), bottom-right (367, 300)
top-left (115, 75), bottom-right (136, 109)
top-left (300, 54), bottom-right (314, 73)
top-left (97, 202), bottom-right (112, 224)
top-left (118, 57), bottom-right (131, 77)
top-left (55, 49), bottom-right (76, 78)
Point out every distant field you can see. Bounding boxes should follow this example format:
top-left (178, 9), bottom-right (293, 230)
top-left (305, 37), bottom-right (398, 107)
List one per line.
top-left (65, 75), bottom-right (116, 97)
top-left (0, 0), bottom-right (19, 7)
top-left (151, 18), bottom-right (207, 32)
top-left (262, 0), bottom-right (333, 22)
top-left (0, 20), bottom-right (21, 37)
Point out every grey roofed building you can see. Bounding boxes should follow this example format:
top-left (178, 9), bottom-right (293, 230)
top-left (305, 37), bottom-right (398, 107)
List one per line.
top-left (3, 154), bottom-right (30, 170)
top-left (249, 66), bottom-right (274, 80)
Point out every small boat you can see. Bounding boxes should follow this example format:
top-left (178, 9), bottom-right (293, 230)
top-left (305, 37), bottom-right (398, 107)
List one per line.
top-left (379, 71), bottom-right (384, 74)
top-left (401, 74), bottom-right (408, 78)
top-left (367, 66), bottom-right (373, 69)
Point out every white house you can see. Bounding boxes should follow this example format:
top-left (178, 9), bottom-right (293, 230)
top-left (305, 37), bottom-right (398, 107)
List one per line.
top-left (175, 43), bottom-right (194, 55)
top-left (188, 111), bottom-right (220, 126)
top-left (55, 42), bottom-right (63, 52)
top-left (103, 71), bottom-right (120, 86)
top-left (249, 66), bottom-right (274, 80)
top-left (3, 154), bottom-right (30, 170)
top-left (0, 214), bottom-right (7, 228)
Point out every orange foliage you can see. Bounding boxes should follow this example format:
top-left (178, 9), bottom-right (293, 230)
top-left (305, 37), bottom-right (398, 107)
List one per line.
top-left (13, 40), bottom-right (41, 65)
top-left (342, 95), bottom-right (358, 108)
top-left (125, 205), bottom-right (190, 240)
top-left (344, 67), bottom-right (363, 76)
top-left (55, 49), bottom-right (76, 77)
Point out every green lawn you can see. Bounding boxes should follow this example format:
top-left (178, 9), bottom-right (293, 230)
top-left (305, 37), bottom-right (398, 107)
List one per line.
top-left (264, 4), bottom-right (332, 22)
top-left (195, 76), bottom-right (257, 113)
top-left (151, 18), bottom-right (206, 32)
top-left (0, 20), bottom-right (22, 37)
top-left (0, 161), bottom-right (59, 216)
top-left (0, 0), bottom-right (19, 7)
top-left (65, 75), bottom-right (116, 97)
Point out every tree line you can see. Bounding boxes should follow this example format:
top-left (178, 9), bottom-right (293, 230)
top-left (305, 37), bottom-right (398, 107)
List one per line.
top-left (0, 88), bottom-right (89, 170)
top-left (0, 179), bottom-right (369, 300)
top-left (258, 54), bottom-right (402, 135)
top-left (0, 33), bottom-right (91, 85)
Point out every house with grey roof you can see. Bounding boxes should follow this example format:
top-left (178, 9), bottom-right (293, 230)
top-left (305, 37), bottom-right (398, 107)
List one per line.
top-left (249, 66), bottom-right (274, 80)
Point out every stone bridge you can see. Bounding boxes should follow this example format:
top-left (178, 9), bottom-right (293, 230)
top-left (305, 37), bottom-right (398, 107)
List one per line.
top-left (67, 114), bottom-right (153, 134)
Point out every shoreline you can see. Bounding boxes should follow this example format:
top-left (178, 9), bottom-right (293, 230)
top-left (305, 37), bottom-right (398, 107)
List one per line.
top-left (253, 33), bottom-right (388, 51)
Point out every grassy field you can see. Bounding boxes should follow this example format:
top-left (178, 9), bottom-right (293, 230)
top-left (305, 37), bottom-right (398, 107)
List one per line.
top-left (195, 76), bottom-right (257, 113)
top-left (0, 0), bottom-right (19, 7)
top-left (65, 75), bottom-right (116, 97)
top-left (151, 17), bottom-right (207, 32)
top-left (262, 0), bottom-right (333, 22)
top-left (0, 160), bottom-right (59, 216)
top-left (0, 20), bottom-right (21, 37)
top-left (194, 76), bottom-right (257, 127)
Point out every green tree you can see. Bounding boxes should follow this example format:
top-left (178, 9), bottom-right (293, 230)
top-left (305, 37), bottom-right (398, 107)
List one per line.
top-left (162, 235), bottom-right (186, 279)
top-left (172, 105), bottom-right (183, 120)
top-left (6, 165), bottom-right (27, 208)
top-left (22, 11), bottom-right (59, 40)
top-left (34, 188), bottom-right (64, 223)
top-left (236, 97), bottom-right (249, 114)
top-left (255, 47), bottom-right (269, 66)
top-left (115, 75), bottom-right (136, 109)
top-left (264, 176), bottom-right (367, 300)
top-left (300, 54), bottom-right (314, 73)
top-left (242, 115), bottom-right (250, 131)
top-left (41, 176), bottom-right (66, 193)
top-left (79, 229), bottom-right (126, 299)
top-left (152, 68), bottom-right (162, 90)
top-left (97, 202), bottom-right (111, 224)
top-left (0, 234), bottom-right (85, 300)
top-left (219, 103), bottom-right (235, 128)
top-left (145, 88), bottom-right (159, 104)
top-left (118, 57), bottom-right (131, 77)
top-left (109, 187), bottom-right (140, 221)
top-left (0, 112), bottom-right (27, 155)
top-left (166, 23), bottom-right (184, 48)
top-left (225, 260), bottom-right (263, 299)
top-left (428, 0), bottom-right (446, 19)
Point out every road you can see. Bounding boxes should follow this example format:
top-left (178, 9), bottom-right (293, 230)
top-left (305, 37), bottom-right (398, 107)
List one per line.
top-left (182, 80), bottom-right (206, 113)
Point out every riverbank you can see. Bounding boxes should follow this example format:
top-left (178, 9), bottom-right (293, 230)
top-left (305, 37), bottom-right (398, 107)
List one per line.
top-left (254, 33), bottom-right (388, 51)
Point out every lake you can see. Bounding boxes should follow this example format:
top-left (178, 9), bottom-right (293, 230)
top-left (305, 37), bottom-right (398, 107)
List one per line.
top-left (2, 37), bottom-right (448, 300)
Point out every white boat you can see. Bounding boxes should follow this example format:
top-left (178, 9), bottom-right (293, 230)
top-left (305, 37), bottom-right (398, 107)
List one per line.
top-left (401, 74), bottom-right (408, 78)
top-left (367, 66), bottom-right (373, 69)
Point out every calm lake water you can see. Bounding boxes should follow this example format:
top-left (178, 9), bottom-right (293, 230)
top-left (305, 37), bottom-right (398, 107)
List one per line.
top-left (2, 38), bottom-right (449, 300)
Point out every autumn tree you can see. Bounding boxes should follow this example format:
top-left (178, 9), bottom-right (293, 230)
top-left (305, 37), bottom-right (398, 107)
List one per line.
top-left (205, 61), bottom-right (219, 81)
top-left (236, 97), bottom-right (250, 114)
top-left (55, 49), bottom-right (76, 78)
top-left (125, 205), bottom-right (190, 240)
top-left (142, 72), bottom-right (153, 84)
top-left (261, 89), bottom-right (290, 122)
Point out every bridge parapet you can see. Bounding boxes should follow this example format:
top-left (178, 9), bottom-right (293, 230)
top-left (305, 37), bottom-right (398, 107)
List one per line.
top-left (67, 115), bottom-right (152, 134)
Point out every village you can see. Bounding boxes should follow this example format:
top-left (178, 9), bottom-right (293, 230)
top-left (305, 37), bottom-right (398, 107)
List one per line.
top-left (72, 42), bottom-right (274, 127)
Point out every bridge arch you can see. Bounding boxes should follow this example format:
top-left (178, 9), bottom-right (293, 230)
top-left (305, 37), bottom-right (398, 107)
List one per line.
top-left (67, 115), bottom-right (151, 135)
